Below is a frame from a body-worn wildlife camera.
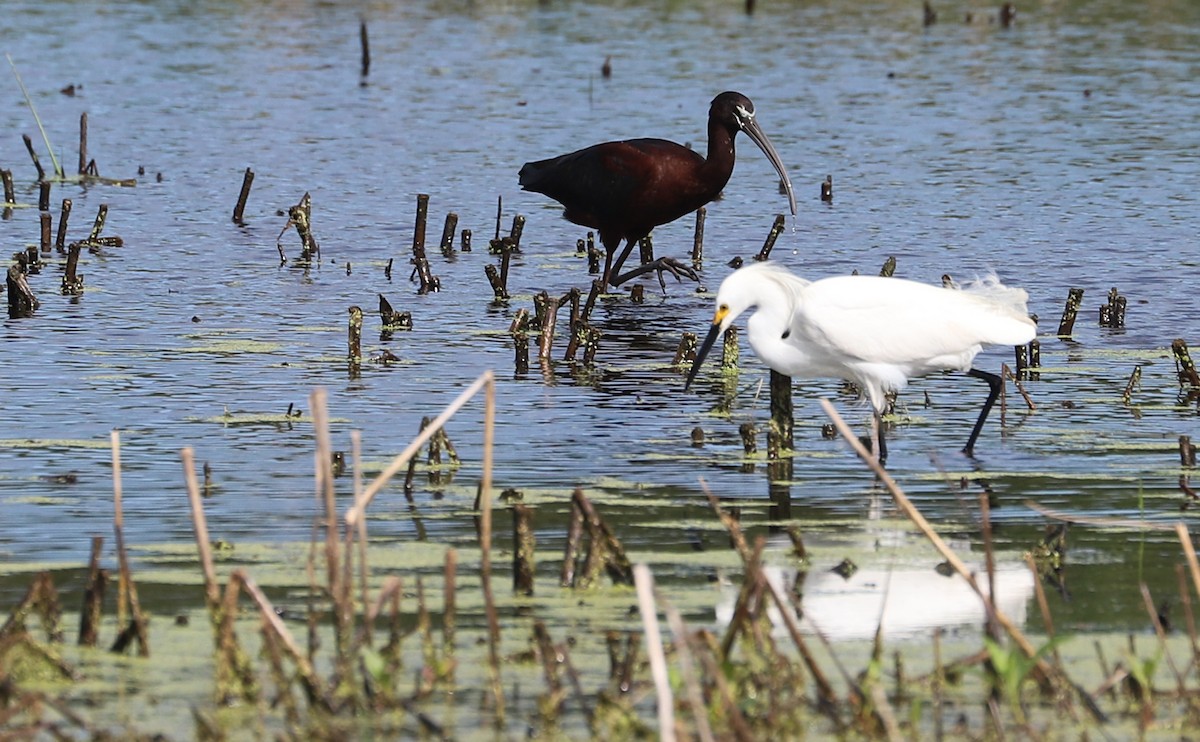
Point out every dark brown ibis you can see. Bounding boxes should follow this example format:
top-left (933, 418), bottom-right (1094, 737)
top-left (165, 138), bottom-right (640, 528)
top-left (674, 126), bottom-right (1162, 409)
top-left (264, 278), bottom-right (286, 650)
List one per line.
top-left (518, 91), bottom-right (798, 290)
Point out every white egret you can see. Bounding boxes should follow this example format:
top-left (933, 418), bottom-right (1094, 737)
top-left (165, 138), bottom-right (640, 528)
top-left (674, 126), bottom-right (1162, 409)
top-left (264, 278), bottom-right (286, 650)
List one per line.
top-left (684, 261), bottom-right (1037, 461)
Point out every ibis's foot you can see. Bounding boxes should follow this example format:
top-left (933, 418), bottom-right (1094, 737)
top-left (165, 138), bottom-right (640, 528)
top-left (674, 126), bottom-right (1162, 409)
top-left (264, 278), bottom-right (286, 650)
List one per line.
top-left (610, 256), bottom-right (700, 293)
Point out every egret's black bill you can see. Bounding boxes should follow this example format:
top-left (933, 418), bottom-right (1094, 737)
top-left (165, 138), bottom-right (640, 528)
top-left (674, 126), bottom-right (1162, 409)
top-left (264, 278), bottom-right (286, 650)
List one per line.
top-left (684, 322), bottom-right (724, 390)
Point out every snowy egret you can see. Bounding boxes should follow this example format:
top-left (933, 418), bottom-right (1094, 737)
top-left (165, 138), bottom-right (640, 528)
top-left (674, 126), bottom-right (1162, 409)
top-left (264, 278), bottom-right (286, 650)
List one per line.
top-left (519, 91), bottom-right (797, 290)
top-left (684, 262), bottom-right (1037, 461)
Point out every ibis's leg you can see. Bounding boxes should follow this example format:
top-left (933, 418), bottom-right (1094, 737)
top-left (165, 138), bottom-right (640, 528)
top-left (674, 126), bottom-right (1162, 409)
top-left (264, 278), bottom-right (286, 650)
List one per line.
top-left (604, 239), bottom-right (638, 289)
top-left (873, 410), bottom-right (888, 466)
top-left (608, 237), bottom-right (699, 290)
top-left (964, 368), bottom-right (1003, 456)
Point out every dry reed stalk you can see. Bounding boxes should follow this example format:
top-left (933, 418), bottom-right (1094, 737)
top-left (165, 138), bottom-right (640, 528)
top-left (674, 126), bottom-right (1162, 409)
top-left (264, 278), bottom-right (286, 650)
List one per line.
top-left (700, 483), bottom-right (751, 561)
top-left (78, 535), bottom-right (106, 647)
top-left (532, 621), bottom-right (565, 715)
top-left (868, 684), bottom-right (903, 742)
top-left (661, 600), bottom-right (716, 742)
top-left (1024, 554), bottom-right (1061, 667)
top-left (349, 430), bottom-right (371, 648)
top-left (762, 574), bottom-right (837, 708)
top-left (310, 389), bottom-right (351, 666)
top-left (110, 430), bottom-right (148, 656)
top-left (1001, 364), bottom-right (1037, 411)
top-left (694, 630), bottom-right (754, 741)
top-left (633, 564), bottom-right (676, 742)
top-left (443, 549), bottom-right (457, 656)
top-left (1027, 501), bottom-right (1177, 531)
top-left (1139, 582), bottom-right (1185, 693)
top-left (346, 371), bottom-right (494, 525)
top-left (820, 399), bottom-right (1040, 660)
top-left (1176, 564), bottom-right (1200, 670)
top-left (1177, 523), bottom-right (1200, 602)
top-left (479, 373), bottom-right (504, 720)
top-left (234, 569), bottom-right (328, 707)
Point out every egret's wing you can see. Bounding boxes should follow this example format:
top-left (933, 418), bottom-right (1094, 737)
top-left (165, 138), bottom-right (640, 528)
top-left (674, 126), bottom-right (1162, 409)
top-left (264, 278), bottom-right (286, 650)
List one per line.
top-left (792, 276), bottom-right (1033, 367)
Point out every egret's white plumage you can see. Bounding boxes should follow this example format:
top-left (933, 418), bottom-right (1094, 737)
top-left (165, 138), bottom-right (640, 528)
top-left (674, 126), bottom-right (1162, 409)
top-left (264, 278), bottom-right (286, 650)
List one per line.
top-left (685, 261), bottom-right (1037, 459)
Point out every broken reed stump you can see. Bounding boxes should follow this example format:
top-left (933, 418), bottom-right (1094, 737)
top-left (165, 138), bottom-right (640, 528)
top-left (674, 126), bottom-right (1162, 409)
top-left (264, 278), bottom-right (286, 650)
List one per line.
top-left (1099, 287), bottom-right (1126, 329)
top-left (232, 167), bottom-right (254, 224)
top-left (2, 168), bottom-right (14, 205)
top-left (562, 488), bottom-right (634, 589)
top-left (1123, 365), bottom-right (1142, 405)
top-left (536, 290), bottom-right (558, 360)
top-left (692, 205), bottom-right (706, 271)
top-left (62, 241), bottom-right (84, 295)
top-left (509, 214), bottom-right (525, 251)
top-left (754, 214), bottom-right (786, 262)
top-left (439, 212), bottom-right (458, 256)
top-left (39, 211), bottom-right (51, 253)
top-left (1172, 339), bottom-right (1200, 392)
top-left (510, 308), bottom-right (530, 373)
top-left (56, 198), bottom-right (71, 252)
top-left (359, 19), bottom-right (370, 79)
top-left (39, 181), bottom-right (50, 211)
top-left (461, 228), bottom-right (472, 251)
top-left (586, 232), bottom-right (600, 275)
top-left (767, 370), bottom-right (794, 457)
top-left (512, 503), bottom-right (535, 596)
top-left (7, 264), bottom-right (39, 317)
top-left (638, 234), bottom-right (653, 267)
top-left (673, 332), bottom-right (698, 366)
top-left (879, 255), bottom-right (897, 277)
top-left (1015, 339), bottom-right (1042, 380)
top-left (629, 284), bottom-right (644, 304)
top-left (1057, 288), bottom-right (1084, 336)
top-left (377, 293), bottom-right (412, 335)
top-left (347, 305), bottom-right (363, 365)
top-left (722, 325), bottom-right (739, 369)
top-left (1180, 436), bottom-right (1196, 468)
top-left (820, 175), bottom-right (833, 203)
top-left (78, 112), bottom-right (88, 175)
top-left (409, 194), bottom-right (440, 293)
top-left (23, 133), bottom-right (45, 181)
top-left (739, 422), bottom-right (757, 456)
top-left (282, 192), bottom-right (320, 263)
top-left (485, 264), bottom-right (507, 300)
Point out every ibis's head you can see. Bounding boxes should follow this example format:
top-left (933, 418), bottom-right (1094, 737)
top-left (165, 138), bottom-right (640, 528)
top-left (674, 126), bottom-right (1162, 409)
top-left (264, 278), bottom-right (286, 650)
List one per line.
top-left (709, 91), bottom-right (798, 217)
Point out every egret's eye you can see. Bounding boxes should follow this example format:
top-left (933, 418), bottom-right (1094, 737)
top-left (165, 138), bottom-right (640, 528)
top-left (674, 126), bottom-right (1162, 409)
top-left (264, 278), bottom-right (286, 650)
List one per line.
top-left (718, 304), bottom-right (729, 313)
top-left (781, 329), bottom-right (791, 339)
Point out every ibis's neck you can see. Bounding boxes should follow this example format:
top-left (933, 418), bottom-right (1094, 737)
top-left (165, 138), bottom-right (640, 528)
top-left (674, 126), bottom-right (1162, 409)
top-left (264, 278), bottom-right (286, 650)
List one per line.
top-left (701, 121), bottom-right (738, 195)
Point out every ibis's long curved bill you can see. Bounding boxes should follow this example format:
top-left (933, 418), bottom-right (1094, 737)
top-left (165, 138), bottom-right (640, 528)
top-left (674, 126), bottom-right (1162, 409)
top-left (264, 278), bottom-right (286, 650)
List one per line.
top-left (742, 117), bottom-right (798, 217)
top-left (684, 321), bottom-right (725, 390)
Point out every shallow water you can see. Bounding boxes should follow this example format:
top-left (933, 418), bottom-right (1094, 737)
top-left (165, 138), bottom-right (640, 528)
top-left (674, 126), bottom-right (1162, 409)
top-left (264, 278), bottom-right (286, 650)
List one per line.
top-left (1, 0), bottom-right (1199, 654)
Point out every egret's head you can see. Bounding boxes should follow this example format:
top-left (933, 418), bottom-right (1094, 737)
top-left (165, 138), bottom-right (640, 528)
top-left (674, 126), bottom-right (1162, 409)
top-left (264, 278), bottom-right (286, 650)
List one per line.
top-left (685, 275), bottom-right (757, 390)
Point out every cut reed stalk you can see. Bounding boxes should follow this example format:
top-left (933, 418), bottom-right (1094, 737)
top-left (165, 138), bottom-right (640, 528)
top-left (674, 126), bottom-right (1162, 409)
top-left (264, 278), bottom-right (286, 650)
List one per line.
top-left (661, 600), bottom-right (716, 742)
top-left (110, 430), bottom-right (149, 657)
top-left (633, 564), bottom-right (676, 742)
top-left (692, 206), bottom-right (706, 270)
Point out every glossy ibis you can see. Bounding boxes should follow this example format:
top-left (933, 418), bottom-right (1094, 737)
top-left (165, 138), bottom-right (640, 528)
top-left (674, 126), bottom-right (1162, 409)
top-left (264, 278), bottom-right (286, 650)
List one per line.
top-left (519, 91), bottom-right (797, 290)
top-left (685, 262), bottom-right (1036, 462)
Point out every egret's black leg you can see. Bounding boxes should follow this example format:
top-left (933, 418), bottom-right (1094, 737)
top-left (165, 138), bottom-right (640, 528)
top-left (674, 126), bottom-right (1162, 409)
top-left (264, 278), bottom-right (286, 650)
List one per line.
top-left (873, 410), bottom-right (888, 466)
top-left (964, 367), bottom-right (1003, 456)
